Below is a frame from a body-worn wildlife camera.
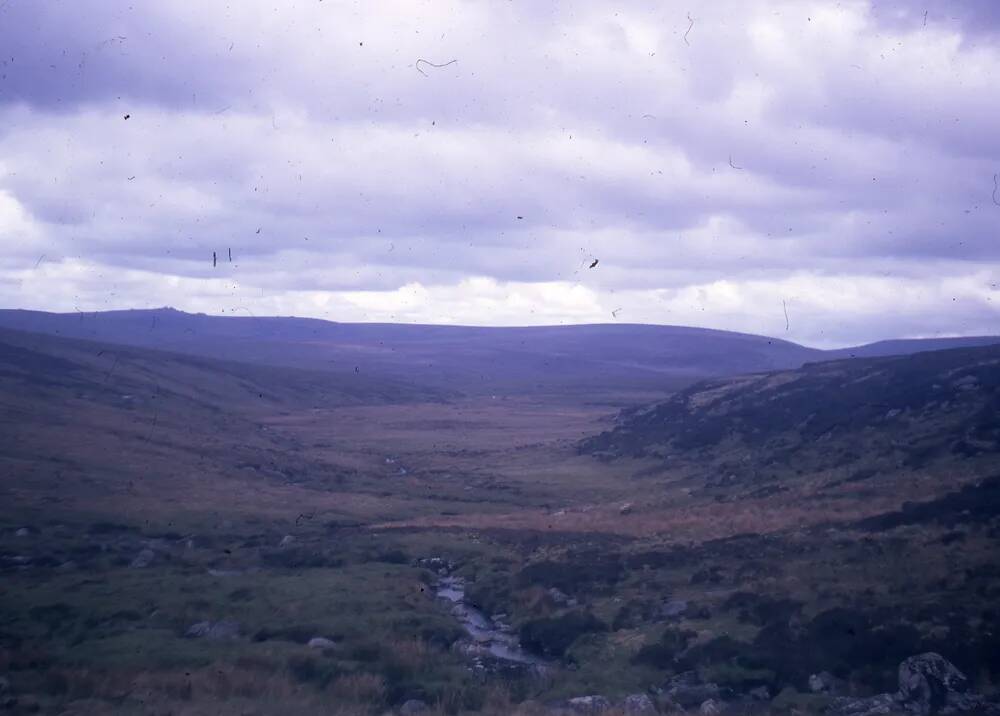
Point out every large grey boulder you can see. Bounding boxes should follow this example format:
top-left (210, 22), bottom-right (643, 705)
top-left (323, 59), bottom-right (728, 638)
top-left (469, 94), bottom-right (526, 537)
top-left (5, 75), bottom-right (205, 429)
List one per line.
top-left (897, 653), bottom-right (969, 714)
top-left (829, 652), bottom-right (999, 716)
top-left (399, 699), bottom-right (428, 714)
top-left (622, 693), bottom-right (657, 715)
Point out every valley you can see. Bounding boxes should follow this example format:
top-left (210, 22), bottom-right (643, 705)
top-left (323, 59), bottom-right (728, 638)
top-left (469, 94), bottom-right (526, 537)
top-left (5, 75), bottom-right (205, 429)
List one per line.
top-left (0, 315), bottom-right (998, 715)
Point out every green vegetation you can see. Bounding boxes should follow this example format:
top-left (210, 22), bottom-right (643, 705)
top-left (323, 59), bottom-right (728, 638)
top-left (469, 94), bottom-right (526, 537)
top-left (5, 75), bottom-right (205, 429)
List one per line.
top-left (1, 329), bottom-right (999, 713)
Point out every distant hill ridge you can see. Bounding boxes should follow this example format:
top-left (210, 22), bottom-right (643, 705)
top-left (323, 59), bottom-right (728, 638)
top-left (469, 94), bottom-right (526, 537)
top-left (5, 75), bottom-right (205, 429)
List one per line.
top-left (0, 307), bottom-right (996, 399)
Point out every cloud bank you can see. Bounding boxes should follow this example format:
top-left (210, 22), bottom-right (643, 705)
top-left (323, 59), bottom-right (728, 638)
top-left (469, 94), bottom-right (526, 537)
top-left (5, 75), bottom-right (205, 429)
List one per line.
top-left (0, 0), bottom-right (997, 346)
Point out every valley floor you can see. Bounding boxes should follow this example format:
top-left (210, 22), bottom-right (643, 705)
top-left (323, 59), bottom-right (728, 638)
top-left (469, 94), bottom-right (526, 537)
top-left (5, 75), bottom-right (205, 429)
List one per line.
top-left (2, 390), bottom-right (999, 715)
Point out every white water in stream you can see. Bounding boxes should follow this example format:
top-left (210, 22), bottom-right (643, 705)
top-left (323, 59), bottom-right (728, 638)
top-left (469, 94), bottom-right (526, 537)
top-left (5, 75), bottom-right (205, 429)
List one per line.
top-left (436, 576), bottom-right (546, 666)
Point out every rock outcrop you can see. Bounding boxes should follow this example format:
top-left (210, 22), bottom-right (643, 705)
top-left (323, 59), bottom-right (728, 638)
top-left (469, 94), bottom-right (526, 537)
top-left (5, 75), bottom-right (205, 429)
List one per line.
top-left (830, 653), bottom-right (1000, 716)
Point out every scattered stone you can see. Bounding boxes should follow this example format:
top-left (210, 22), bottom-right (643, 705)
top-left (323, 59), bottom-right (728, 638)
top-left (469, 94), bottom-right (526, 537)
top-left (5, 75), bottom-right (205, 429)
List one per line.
top-left (699, 698), bottom-right (723, 715)
top-left (451, 640), bottom-right (489, 658)
top-left (185, 620), bottom-right (240, 640)
top-left (129, 549), bottom-right (155, 569)
top-left (279, 535), bottom-right (295, 547)
top-left (749, 685), bottom-right (770, 701)
top-left (829, 692), bottom-right (899, 716)
top-left (399, 699), bottom-right (428, 714)
top-left (687, 603), bottom-right (712, 619)
top-left (664, 672), bottom-right (722, 708)
top-left (307, 637), bottom-right (337, 650)
top-left (418, 556), bottom-right (453, 573)
top-left (622, 693), bottom-right (657, 715)
top-left (809, 670), bottom-right (841, 694)
top-left (660, 599), bottom-right (688, 619)
top-left (619, 502), bottom-right (634, 515)
top-left (548, 587), bottom-right (571, 606)
top-left (567, 695), bottom-right (612, 714)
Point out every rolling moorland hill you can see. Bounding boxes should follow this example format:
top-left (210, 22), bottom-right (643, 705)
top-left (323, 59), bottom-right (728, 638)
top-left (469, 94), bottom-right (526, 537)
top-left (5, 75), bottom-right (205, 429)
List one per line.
top-left (0, 326), bottom-right (449, 408)
top-left (582, 343), bottom-right (1000, 484)
top-left (0, 308), bottom-right (820, 399)
top-left (0, 325), bottom-right (450, 525)
top-left (2, 308), bottom-right (996, 401)
top-left (1, 316), bottom-right (999, 714)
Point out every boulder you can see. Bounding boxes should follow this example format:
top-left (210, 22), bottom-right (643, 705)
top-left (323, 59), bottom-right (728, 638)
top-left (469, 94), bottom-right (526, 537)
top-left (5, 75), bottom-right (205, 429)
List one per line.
top-left (827, 653), bottom-right (997, 716)
top-left (663, 673), bottom-right (723, 709)
top-left (660, 599), bottom-right (688, 619)
top-left (307, 637), bottom-right (337, 650)
top-left (14, 527), bottom-right (30, 537)
top-left (399, 699), bottom-right (428, 714)
top-left (809, 671), bottom-right (841, 694)
top-left (897, 652), bottom-right (969, 715)
top-left (279, 535), bottom-right (295, 547)
top-left (129, 549), bottom-right (155, 569)
top-left (830, 693), bottom-right (902, 716)
top-left (672, 686), bottom-right (724, 708)
top-left (567, 695), bottom-right (612, 714)
top-left (622, 693), bottom-right (657, 715)
top-left (749, 685), bottom-right (770, 701)
top-left (548, 587), bottom-right (571, 606)
top-left (207, 568), bottom-right (242, 577)
top-left (699, 699), bottom-right (724, 715)
top-left (185, 620), bottom-right (240, 640)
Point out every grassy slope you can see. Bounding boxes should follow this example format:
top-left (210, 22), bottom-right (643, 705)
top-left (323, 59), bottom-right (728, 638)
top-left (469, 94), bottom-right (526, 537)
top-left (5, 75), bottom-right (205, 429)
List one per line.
top-left (0, 330), bottom-right (999, 714)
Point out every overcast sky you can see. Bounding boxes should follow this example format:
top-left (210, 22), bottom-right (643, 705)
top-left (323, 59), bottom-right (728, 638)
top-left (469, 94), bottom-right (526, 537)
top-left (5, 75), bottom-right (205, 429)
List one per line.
top-left (0, 0), bottom-right (997, 346)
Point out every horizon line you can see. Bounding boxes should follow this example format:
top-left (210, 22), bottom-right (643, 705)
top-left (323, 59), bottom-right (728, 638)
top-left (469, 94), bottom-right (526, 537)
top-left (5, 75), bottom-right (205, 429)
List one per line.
top-left (2, 305), bottom-right (999, 353)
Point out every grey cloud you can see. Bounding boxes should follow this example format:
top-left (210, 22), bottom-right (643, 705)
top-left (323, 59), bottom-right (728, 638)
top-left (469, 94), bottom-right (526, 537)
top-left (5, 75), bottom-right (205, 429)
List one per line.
top-left (0, 0), bottom-right (997, 342)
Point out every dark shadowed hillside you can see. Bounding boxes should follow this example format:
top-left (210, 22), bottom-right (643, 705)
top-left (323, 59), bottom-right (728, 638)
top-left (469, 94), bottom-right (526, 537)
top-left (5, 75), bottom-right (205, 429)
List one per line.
top-left (829, 336), bottom-right (1000, 359)
top-left (582, 343), bottom-right (1000, 485)
top-left (0, 326), bottom-right (448, 411)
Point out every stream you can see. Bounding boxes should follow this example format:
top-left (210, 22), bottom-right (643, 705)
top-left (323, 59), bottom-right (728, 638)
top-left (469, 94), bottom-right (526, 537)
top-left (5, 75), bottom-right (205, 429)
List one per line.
top-left (436, 574), bottom-right (547, 668)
